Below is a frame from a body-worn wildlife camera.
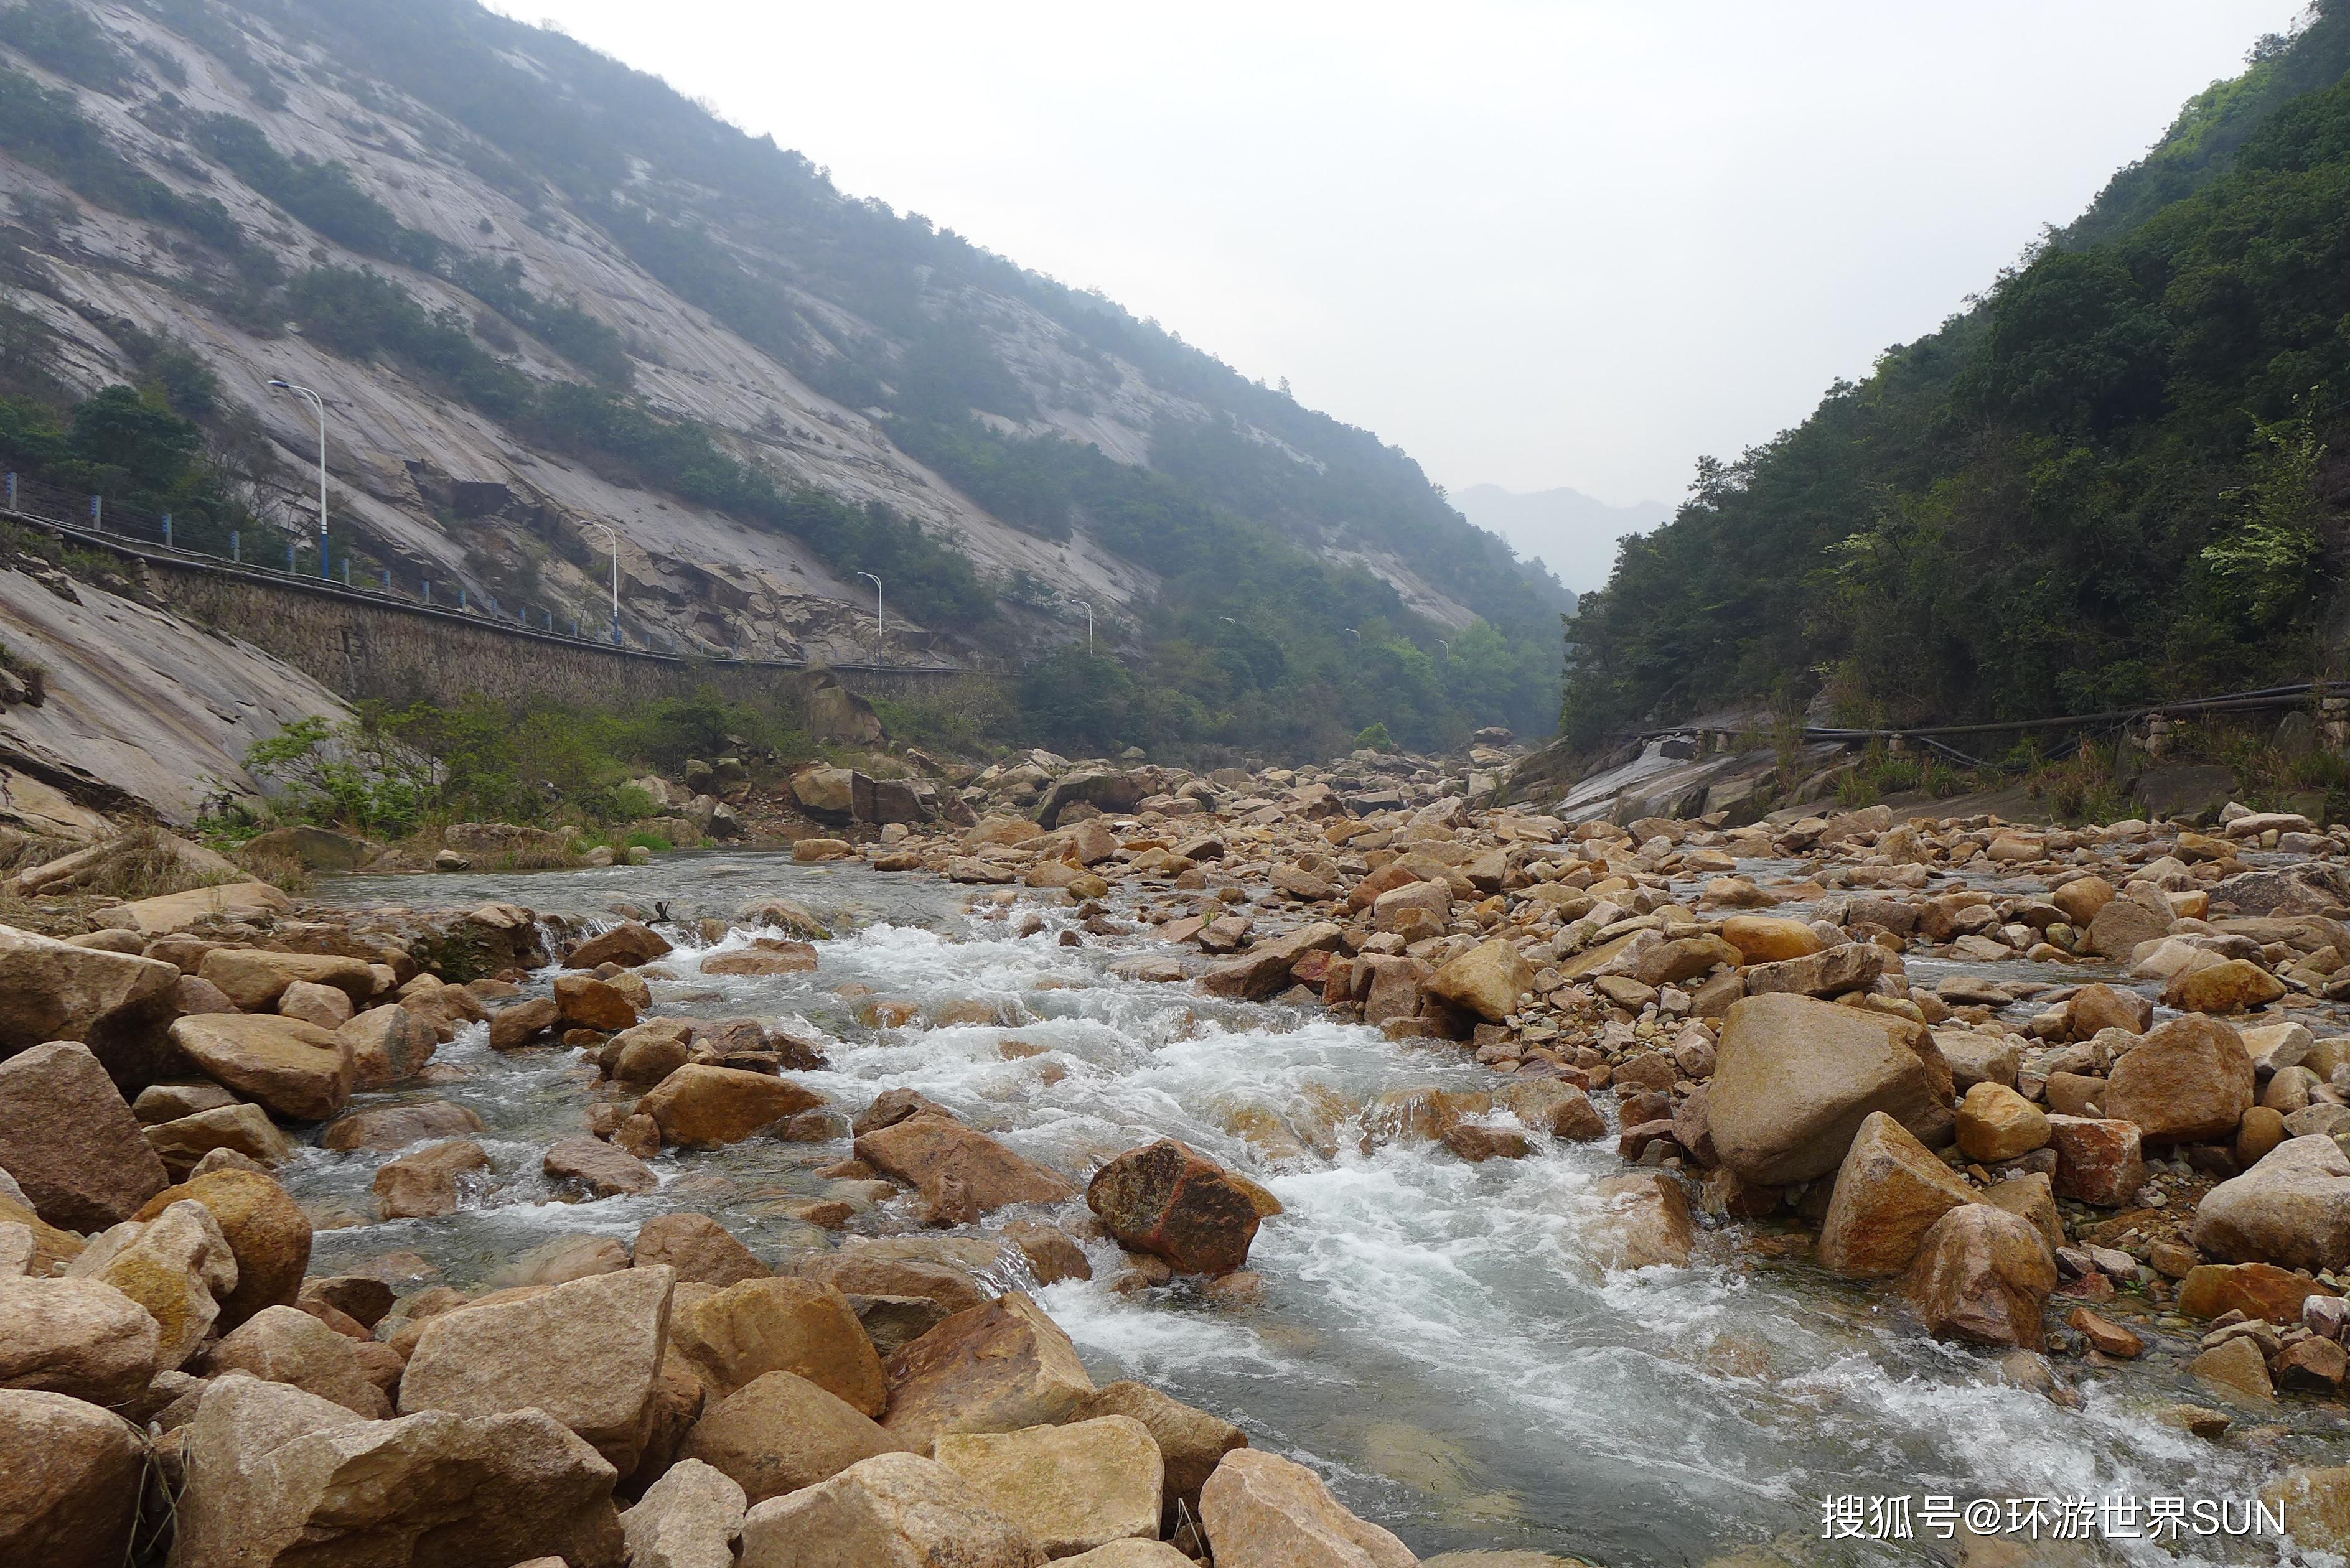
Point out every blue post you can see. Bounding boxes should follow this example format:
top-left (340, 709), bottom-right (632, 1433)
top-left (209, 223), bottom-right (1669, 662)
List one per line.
top-left (287, 541), bottom-right (296, 572)
top-left (161, 513), bottom-right (172, 548)
top-left (423, 580), bottom-right (431, 604)
top-left (459, 587), bottom-right (467, 610)
top-left (342, 557), bottom-right (352, 586)
top-left (230, 530), bottom-right (239, 562)
top-left (488, 594), bottom-right (497, 616)
top-left (382, 567), bottom-right (390, 590)
top-left (5, 473), bottom-right (14, 510)
top-left (90, 495), bottom-right (101, 531)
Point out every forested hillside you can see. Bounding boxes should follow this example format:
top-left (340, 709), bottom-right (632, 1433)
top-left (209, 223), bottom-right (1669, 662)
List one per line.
top-left (0, 0), bottom-right (1566, 758)
top-left (1562, 1), bottom-right (2350, 743)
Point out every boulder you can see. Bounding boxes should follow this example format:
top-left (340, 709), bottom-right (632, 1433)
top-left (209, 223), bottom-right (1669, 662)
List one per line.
top-left (2189, 1335), bottom-right (2275, 1406)
top-left (2068, 982), bottom-right (2151, 1037)
top-left (1707, 994), bottom-right (1951, 1185)
top-left (681, 1369), bottom-right (911, 1505)
top-left (2044, 1116), bottom-right (2146, 1208)
top-left (543, 1134), bottom-right (658, 1198)
top-left (484, 995), bottom-right (558, 1051)
top-left (372, 1139), bottom-right (491, 1220)
top-left (67, 1199), bottom-right (237, 1368)
top-left (1037, 768), bottom-right (1149, 829)
top-left (145, 1103), bottom-right (294, 1176)
top-left (204, 1304), bottom-right (389, 1417)
top-left (1586, 1172), bottom-right (1694, 1269)
top-left (338, 1005), bottom-right (440, 1088)
top-left (0, 1388), bottom-right (147, 1568)
top-left (2103, 1014), bottom-right (2255, 1144)
top-left (935, 1416), bottom-right (1164, 1558)
top-left (319, 1099), bottom-right (485, 1153)
top-left (2163, 959), bottom-right (2287, 1015)
top-left (1901, 1203), bottom-right (2056, 1351)
top-left (169, 1374), bottom-right (625, 1568)
top-left (399, 1264), bottom-right (675, 1472)
top-left (1954, 1083), bottom-right (2050, 1163)
top-left (1626, 933), bottom-right (1743, 989)
top-left (1074, 1381), bottom-right (1248, 1531)
top-left (131, 1169), bottom-right (311, 1327)
top-left (1981, 1171), bottom-right (2064, 1255)
top-left (1934, 1031), bottom-right (2021, 1091)
top-left (1717, 916), bottom-right (1825, 965)
top-left (1425, 939), bottom-right (1535, 1024)
top-left (276, 978), bottom-right (355, 1031)
top-left (791, 763), bottom-right (857, 819)
top-left (1495, 1078), bottom-right (1608, 1141)
top-left (639, 1066), bottom-right (828, 1146)
top-left (795, 1236), bottom-right (1004, 1317)
top-left (0, 1039), bottom-right (168, 1230)
top-left (1199, 1448), bottom-right (1417, 1568)
top-left (635, 1212), bottom-right (770, 1287)
top-left (168, 1014), bottom-right (354, 1122)
top-left (1087, 1139), bottom-right (1262, 1276)
top-left (854, 1113), bottom-right (1075, 1218)
top-left (1817, 1112), bottom-right (1978, 1279)
top-left (622, 1458), bottom-right (747, 1568)
top-left (1739, 942), bottom-right (1886, 998)
top-left (881, 1291), bottom-right (1095, 1449)
top-left (0, 923), bottom-right (179, 1083)
top-left (0, 1276), bottom-right (160, 1406)
top-left (2176, 1261), bottom-right (2334, 1323)
top-left (670, 1276), bottom-right (886, 1412)
top-left (197, 948), bottom-right (375, 1011)
top-left (736, 1450), bottom-right (1044, 1568)
top-left (568, 921), bottom-right (674, 970)
top-left (2086, 897), bottom-right (2171, 960)
top-left (2049, 875), bottom-right (2115, 926)
top-left (2193, 1136), bottom-right (2350, 1273)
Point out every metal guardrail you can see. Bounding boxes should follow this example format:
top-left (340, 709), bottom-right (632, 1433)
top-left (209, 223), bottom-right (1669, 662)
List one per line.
top-left (0, 468), bottom-right (965, 678)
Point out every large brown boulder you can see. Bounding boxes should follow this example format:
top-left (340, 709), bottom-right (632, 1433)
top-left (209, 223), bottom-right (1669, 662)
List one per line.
top-left (197, 948), bottom-right (375, 1012)
top-left (620, 1458), bottom-right (746, 1568)
top-left (1586, 1172), bottom-right (1694, 1269)
top-left (320, 1099), bottom-right (485, 1153)
top-left (67, 1198), bottom-right (237, 1368)
top-left (2104, 1014), bottom-right (2255, 1144)
top-left (1425, 938), bottom-right (1535, 1024)
top-left (881, 1291), bottom-right (1095, 1450)
top-left (0, 923), bottom-right (179, 1083)
top-left (169, 1374), bottom-right (625, 1568)
top-left (1817, 1112), bottom-right (1978, 1279)
top-left (204, 1304), bottom-right (389, 1417)
top-left (2044, 1115), bottom-right (2146, 1208)
top-left (1201, 923), bottom-right (1347, 1001)
top-left (372, 1138), bottom-right (492, 1220)
top-left (793, 1236), bottom-right (1004, 1316)
top-left (399, 1264), bottom-right (676, 1472)
top-left (132, 1168), bottom-right (311, 1327)
top-left (543, 1134), bottom-right (658, 1198)
top-left (2177, 1261), bottom-right (2334, 1322)
top-left (1953, 1082), bottom-right (2049, 1164)
top-left (670, 1277), bottom-right (886, 1413)
top-left (0, 1388), bottom-right (147, 1568)
top-left (567, 921), bottom-right (674, 970)
top-left (854, 1112), bottom-right (1075, 1219)
top-left (681, 1369), bottom-right (912, 1505)
top-left (1900, 1203), bottom-right (2056, 1351)
top-left (1718, 916), bottom-right (1825, 964)
top-left (0, 1276), bottom-right (161, 1406)
top-left (1706, 993), bottom-right (1952, 1185)
top-left (1076, 1380), bottom-right (1248, 1528)
top-left (2086, 896), bottom-right (2171, 959)
top-left (1739, 942), bottom-right (1886, 999)
top-left (635, 1212), bottom-right (771, 1287)
top-left (736, 1451), bottom-right (1044, 1568)
top-left (0, 1039), bottom-right (168, 1230)
top-left (1198, 1448), bottom-right (1417, 1568)
top-left (2193, 1136), bottom-right (2350, 1273)
top-left (555, 973), bottom-right (638, 1031)
top-left (2163, 958), bottom-right (2287, 1014)
top-left (1087, 1140), bottom-right (1262, 1276)
top-left (167, 1014), bottom-right (355, 1122)
top-left (638, 1066), bottom-right (827, 1146)
top-left (935, 1416), bottom-right (1164, 1559)
top-left (338, 1004), bottom-right (440, 1088)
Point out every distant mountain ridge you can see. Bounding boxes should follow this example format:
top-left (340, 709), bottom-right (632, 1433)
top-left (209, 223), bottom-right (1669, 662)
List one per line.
top-left (0, 0), bottom-right (1568, 749)
top-left (1450, 483), bottom-right (1672, 595)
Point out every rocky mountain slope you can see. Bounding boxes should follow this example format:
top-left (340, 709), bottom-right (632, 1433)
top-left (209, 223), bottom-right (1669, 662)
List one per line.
top-left (0, 0), bottom-right (1566, 687)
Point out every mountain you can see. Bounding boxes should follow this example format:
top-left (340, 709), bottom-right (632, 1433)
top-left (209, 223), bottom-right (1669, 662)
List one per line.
top-left (1561, 0), bottom-right (2350, 744)
top-left (0, 0), bottom-right (1569, 755)
top-left (1449, 483), bottom-right (1670, 595)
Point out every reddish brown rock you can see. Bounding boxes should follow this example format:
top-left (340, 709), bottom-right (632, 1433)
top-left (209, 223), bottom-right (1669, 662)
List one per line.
top-left (2045, 1116), bottom-right (2146, 1208)
top-left (1901, 1203), bottom-right (2057, 1351)
top-left (854, 1113), bottom-right (1075, 1219)
top-left (2104, 1015), bottom-right (2255, 1143)
top-left (1086, 1140), bottom-right (1262, 1277)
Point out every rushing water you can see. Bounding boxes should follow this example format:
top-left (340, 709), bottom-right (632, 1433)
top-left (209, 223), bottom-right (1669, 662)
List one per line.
top-left (302, 851), bottom-right (2350, 1567)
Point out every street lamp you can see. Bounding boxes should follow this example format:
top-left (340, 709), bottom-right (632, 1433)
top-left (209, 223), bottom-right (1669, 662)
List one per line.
top-left (1342, 628), bottom-right (1360, 647)
top-left (1075, 599), bottom-right (1093, 654)
top-left (856, 572), bottom-right (883, 666)
top-left (583, 521), bottom-right (622, 645)
top-left (1435, 638), bottom-right (1449, 657)
top-left (268, 380), bottom-right (328, 579)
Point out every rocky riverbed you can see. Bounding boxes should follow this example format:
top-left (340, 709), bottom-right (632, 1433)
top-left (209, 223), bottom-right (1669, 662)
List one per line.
top-left (7, 755), bottom-right (2350, 1566)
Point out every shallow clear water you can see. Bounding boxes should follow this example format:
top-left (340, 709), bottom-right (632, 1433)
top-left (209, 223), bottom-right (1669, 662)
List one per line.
top-left (304, 851), bottom-right (2350, 1566)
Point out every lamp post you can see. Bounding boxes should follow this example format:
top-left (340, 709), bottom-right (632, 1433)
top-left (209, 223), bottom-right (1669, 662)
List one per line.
top-left (1076, 599), bottom-right (1093, 654)
top-left (268, 380), bottom-right (328, 579)
top-left (1435, 638), bottom-right (1449, 658)
top-left (584, 521), bottom-right (622, 645)
top-left (1342, 628), bottom-right (1360, 648)
top-left (856, 572), bottom-right (883, 666)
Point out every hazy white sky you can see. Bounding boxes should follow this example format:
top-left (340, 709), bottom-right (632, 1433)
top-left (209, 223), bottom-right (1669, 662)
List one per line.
top-left (510, 1), bottom-right (2305, 507)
